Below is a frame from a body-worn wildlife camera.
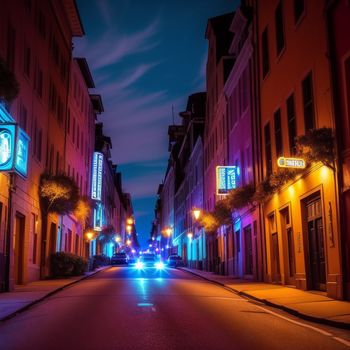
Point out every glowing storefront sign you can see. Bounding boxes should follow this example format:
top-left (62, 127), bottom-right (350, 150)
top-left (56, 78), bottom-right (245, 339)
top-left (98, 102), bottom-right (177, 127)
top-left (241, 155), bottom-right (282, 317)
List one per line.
top-left (216, 166), bottom-right (239, 195)
top-left (0, 123), bottom-right (30, 178)
top-left (277, 157), bottom-right (306, 169)
top-left (15, 128), bottom-right (30, 177)
top-left (93, 202), bottom-right (103, 231)
top-left (91, 152), bottom-right (103, 200)
top-left (0, 124), bottom-right (16, 171)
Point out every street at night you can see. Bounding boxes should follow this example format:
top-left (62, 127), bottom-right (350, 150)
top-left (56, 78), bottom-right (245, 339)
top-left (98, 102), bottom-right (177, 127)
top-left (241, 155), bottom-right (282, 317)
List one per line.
top-left (0, 267), bottom-right (349, 350)
top-left (1, 0), bottom-right (350, 349)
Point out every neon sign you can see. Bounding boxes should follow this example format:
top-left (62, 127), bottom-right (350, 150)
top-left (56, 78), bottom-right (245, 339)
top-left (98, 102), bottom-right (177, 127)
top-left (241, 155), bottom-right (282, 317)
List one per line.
top-left (15, 128), bottom-right (30, 177)
top-left (93, 202), bottom-right (103, 231)
top-left (0, 124), bottom-right (16, 170)
top-left (277, 157), bottom-right (306, 169)
top-left (0, 123), bottom-right (30, 178)
top-left (91, 152), bottom-right (103, 200)
top-left (216, 166), bottom-right (239, 195)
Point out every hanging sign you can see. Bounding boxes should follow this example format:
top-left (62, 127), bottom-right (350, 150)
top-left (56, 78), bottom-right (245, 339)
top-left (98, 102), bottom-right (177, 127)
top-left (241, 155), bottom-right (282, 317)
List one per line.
top-left (277, 157), bottom-right (306, 169)
top-left (0, 123), bottom-right (30, 178)
top-left (216, 166), bottom-right (239, 195)
top-left (91, 152), bottom-right (103, 200)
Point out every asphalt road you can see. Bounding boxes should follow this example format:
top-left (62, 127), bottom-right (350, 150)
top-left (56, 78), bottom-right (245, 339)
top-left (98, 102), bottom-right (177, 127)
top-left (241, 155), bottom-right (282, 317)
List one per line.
top-left (0, 267), bottom-right (349, 350)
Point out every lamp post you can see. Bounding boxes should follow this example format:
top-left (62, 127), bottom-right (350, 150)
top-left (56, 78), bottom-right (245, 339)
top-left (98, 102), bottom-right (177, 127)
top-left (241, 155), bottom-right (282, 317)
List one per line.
top-left (85, 230), bottom-right (94, 258)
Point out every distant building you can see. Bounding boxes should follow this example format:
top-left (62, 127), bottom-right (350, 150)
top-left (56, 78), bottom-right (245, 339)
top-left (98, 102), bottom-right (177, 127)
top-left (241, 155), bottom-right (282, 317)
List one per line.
top-left (204, 12), bottom-right (234, 273)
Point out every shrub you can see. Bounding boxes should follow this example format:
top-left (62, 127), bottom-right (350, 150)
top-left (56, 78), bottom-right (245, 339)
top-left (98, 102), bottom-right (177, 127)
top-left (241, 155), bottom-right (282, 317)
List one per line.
top-left (91, 254), bottom-right (110, 269)
top-left (50, 252), bottom-right (87, 277)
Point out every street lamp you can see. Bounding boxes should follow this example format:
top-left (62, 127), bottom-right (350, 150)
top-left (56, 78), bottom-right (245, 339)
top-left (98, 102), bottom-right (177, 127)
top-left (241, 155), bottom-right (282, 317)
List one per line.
top-left (187, 232), bottom-right (193, 240)
top-left (115, 235), bottom-right (121, 243)
top-left (126, 239), bottom-right (132, 246)
top-left (85, 231), bottom-right (94, 241)
top-left (164, 227), bottom-right (172, 237)
top-left (192, 208), bottom-right (201, 221)
top-left (126, 217), bottom-right (134, 225)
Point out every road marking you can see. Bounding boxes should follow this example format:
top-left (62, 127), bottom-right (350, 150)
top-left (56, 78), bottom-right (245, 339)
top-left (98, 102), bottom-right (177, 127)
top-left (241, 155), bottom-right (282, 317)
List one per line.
top-left (333, 337), bottom-right (350, 347)
top-left (254, 305), bottom-right (332, 336)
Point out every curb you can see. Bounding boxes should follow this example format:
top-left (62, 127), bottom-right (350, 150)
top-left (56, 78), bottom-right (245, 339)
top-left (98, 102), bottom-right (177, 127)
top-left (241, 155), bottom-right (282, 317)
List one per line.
top-left (179, 268), bottom-right (350, 330)
top-left (0, 266), bottom-right (110, 322)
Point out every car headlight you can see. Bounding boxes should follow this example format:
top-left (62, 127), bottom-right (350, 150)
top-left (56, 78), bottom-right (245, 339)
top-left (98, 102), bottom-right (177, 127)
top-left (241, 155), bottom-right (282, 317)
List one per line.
top-left (155, 261), bottom-right (165, 270)
top-left (135, 261), bottom-right (144, 269)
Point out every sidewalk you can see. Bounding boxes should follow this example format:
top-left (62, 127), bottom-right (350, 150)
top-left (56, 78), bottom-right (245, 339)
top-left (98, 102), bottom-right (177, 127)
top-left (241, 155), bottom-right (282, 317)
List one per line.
top-left (180, 267), bottom-right (350, 330)
top-left (0, 266), bottom-right (109, 321)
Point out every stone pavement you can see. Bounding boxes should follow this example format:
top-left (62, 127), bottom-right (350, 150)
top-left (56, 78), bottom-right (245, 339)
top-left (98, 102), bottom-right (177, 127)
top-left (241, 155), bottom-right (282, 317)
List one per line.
top-left (0, 266), bottom-right (109, 321)
top-left (180, 267), bottom-right (350, 330)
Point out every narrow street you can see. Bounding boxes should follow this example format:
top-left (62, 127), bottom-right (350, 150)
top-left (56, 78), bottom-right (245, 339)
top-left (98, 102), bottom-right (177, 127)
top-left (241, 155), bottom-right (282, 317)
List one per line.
top-left (0, 267), bottom-right (349, 350)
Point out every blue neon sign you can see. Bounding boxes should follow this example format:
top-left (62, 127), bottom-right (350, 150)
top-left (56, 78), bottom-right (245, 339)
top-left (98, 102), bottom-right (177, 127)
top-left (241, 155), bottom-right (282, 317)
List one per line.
top-left (15, 127), bottom-right (30, 177)
top-left (0, 124), bottom-right (16, 171)
top-left (0, 122), bottom-right (30, 178)
top-left (93, 202), bottom-right (104, 231)
top-left (91, 152), bottom-right (103, 200)
top-left (216, 166), bottom-right (239, 195)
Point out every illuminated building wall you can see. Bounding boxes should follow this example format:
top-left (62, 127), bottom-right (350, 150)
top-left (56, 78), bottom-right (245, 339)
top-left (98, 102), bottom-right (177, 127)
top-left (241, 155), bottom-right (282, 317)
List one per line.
top-left (223, 7), bottom-right (262, 280)
top-left (204, 12), bottom-right (234, 273)
top-left (0, 0), bottom-right (85, 290)
top-left (63, 58), bottom-right (98, 259)
top-left (327, 0), bottom-right (350, 300)
top-left (255, 0), bottom-right (342, 299)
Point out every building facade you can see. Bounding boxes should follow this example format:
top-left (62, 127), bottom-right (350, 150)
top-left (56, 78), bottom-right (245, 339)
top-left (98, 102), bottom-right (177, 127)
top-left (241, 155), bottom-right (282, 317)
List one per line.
top-left (255, 0), bottom-right (342, 298)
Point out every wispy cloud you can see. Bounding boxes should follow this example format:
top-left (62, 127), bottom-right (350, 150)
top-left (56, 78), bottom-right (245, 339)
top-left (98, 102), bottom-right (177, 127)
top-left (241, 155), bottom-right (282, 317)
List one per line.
top-left (76, 18), bottom-right (161, 70)
top-left (100, 62), bottom-right (161, 96)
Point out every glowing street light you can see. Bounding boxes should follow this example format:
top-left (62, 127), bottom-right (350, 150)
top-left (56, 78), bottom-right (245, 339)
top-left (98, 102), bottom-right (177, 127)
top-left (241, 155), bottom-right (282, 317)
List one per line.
top-left (126, 239), bottom-right (132, 246)
top-left (115, 235), bottom-right (121, 243)
top-left (164, 227), bottom-right (172, 237)
top-left (126, 224), bottom-right (132, 233)
top-left (192, 208), bottom-right (201, 221)
top-left (85, 231), bottom-right (94, 241)
top-left (187, 232), bottom-right (193, 240)
top-left (126, 217), bottom-right (134, 225)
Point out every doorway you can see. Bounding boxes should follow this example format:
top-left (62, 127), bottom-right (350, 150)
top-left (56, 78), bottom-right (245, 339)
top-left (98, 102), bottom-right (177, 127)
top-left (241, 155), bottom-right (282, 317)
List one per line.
top-left (14, 212), bottom-right (25, 285)
top-left (244, 225), bottom-right (253, 275)
top-left (306, 198), bottom-right (326, 291)
top-left (49, 223), bottom-right (57, 255)
top-left (271, 233), bottom-right (281, 283)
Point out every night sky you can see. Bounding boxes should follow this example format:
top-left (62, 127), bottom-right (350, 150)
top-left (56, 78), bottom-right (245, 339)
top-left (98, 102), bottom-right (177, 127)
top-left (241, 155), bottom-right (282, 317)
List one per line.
top-left (74, 0), bottom-right (238, 247)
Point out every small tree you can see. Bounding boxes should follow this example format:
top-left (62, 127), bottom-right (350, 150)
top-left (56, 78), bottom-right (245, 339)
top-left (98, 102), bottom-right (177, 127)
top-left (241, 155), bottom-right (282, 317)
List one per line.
top-left (39, 173), bottom-right (80, 277)
top-left (74, 196), bottom-right (92, 224)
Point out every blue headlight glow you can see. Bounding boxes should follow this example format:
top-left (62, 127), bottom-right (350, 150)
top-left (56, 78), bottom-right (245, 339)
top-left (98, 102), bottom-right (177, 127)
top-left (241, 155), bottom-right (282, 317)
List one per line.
top-left (136, 261), bottom-right (144, 270)
top-left (155, 262), bottom-right (165, 270)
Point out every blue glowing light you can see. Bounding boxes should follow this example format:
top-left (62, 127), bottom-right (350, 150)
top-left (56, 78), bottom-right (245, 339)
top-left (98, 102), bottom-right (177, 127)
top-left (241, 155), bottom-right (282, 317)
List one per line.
top-left (91, 152), bottom-right (103, 200)
top-left (155, 261), bottom-right (165, 270)
top-left (0, 124), bottom-right (15, 171)
top-left (135, 261), bottom-right (144, 269)
top-left (14, 127), bottom-right (29, 177)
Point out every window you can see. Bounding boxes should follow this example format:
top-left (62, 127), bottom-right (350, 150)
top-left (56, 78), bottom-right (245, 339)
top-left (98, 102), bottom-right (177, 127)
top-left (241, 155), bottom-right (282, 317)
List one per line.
top-left (49, 81), bottom-right (57, 112)
top-left (302, 72), bottom-right (315, 131)
top-left (37, 11), bottom-right (46, 39)
top-left (67, 109), bottom-right (71, 134)
top-left (274, 108), bottom-right (283, 157)
top-left (24, 46), bottom-right (31, 78)
top-left (75, 234), bottom-right (79, 255)
top-left (20, 103), bottom-right (28, 132)
top-left (294, 0), bottom-right (305, 24)
top-left (345, 57), bottom-right (350, 122)
top-left (262, 27), bottom-right (270, 78)
top-left (286, 94), bottom-right (297, 154)
top-left (7, 23), bottom-right (16, 71)
top-left (51, 35), bottom-right (59, 65)
top-left (275, 1), bottom-right (285, 56)
top-left (35, 66), bottom-right (43, 98)
top-left (264, 122), bottom-right (272, 176)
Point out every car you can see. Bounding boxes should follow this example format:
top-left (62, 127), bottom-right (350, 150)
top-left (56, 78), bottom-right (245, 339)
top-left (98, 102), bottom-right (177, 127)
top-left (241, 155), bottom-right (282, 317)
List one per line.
top-left (111, 253), bottom-right (128, 265)
top-left (167, 255), bottom-right (184, 268)
top-left (135, 253), bottom-right (165, 270)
